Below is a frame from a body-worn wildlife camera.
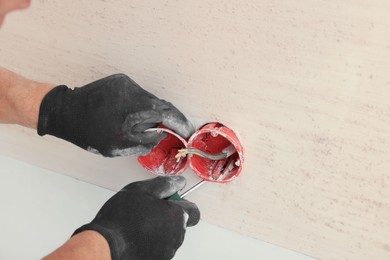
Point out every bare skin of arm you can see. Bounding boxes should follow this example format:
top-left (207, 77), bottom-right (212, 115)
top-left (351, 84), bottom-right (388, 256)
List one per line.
top-left (43, 231), bottom-right (111, 260)
top-left (0, 68), bottom-right (112, 259)
top-left (0, 67), bottom-right (55, 129)
top-left (0, 69), bottom-right (109, 258)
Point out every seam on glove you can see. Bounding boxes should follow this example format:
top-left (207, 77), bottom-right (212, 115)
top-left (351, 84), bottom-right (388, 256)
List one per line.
top-left (37, 85), bottom-right (68, 136)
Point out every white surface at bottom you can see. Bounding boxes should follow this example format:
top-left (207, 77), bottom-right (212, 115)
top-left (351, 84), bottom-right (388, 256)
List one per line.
top-left (0, 155), bottom-right (314, 260)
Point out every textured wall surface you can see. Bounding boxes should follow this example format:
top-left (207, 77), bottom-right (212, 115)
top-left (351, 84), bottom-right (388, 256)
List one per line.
top-left (0, 1), bottom-right (390, 259)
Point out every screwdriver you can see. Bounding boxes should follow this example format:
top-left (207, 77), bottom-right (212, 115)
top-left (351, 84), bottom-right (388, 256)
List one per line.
top-left (168, 180), bottom-right (206, 201)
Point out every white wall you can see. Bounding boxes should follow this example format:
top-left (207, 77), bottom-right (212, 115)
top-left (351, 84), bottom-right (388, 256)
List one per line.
top-left (0, 155), bottom-right (313, 260)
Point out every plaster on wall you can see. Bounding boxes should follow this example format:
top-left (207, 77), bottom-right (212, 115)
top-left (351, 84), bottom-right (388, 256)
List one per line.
top-left (0, 1), bottom-right (390, 259)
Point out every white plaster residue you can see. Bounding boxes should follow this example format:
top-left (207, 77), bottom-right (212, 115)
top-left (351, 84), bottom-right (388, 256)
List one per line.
top-left (163, 115), bottom-right (195, 139)
top-left (154, 164), bottom-right (167, 176)
top-left (158, 176), bottom-right (186, 198)
top-left (87, 146), bottom-right (102, 155)
top-left (110, 145), bottom-right (149, 157)
top-left (183, 212), bottom-right (189, 230)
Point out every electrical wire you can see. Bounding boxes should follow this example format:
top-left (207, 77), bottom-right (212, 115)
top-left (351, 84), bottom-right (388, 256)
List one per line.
top-left (175, 144), bottom-right (236, 162)
top-left (144, 128), bottom-right (188, 146)
top-left (145, 128), bottom-right (237, 164)
top-left (175, 148), bottom-right (228, 162)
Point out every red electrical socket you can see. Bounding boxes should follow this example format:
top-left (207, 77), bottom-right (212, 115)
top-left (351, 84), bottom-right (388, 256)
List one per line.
top-left (137, 122), bottom-right (244, 183)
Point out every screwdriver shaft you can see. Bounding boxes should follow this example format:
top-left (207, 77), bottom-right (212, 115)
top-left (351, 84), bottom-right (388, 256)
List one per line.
top-left (180, 180), bottom-right (206, 198)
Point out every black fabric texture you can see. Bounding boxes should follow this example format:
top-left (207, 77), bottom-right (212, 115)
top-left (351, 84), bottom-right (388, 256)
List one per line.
top-left (72, 176), bottom-right (200, 260)
top-left (37, 74), bottom-right (194, 157)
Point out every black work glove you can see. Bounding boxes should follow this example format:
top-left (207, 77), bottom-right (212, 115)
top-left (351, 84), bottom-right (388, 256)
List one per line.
top-left (73, 176), bottom-right (200, 260)
top-left (38, 74), bottom-right (194, 157)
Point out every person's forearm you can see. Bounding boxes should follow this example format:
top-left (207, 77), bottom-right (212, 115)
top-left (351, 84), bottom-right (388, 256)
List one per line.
top-left (43, 231), bottom-right (111, 260)
top-left (0, 67), bottom-right (55, 129)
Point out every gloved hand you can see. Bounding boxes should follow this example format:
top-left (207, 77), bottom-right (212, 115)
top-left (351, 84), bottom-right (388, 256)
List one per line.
top-left (73, 176), bottom-right (200, 260)
top-left (37, 74), bottom-right (194, 157)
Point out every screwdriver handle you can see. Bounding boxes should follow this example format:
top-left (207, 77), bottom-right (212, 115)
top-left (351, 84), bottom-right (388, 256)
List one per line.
top-left (168, 192), bottom-right (181, 201)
